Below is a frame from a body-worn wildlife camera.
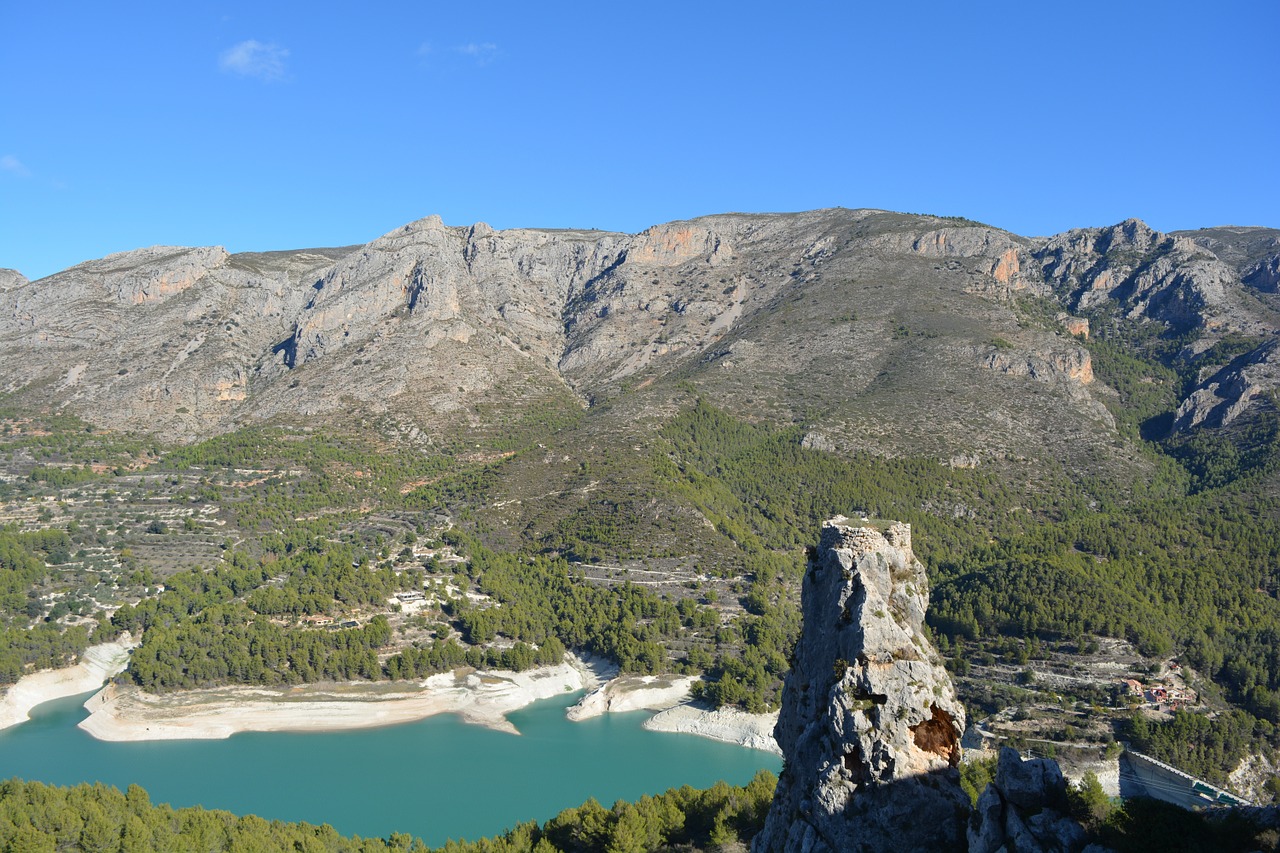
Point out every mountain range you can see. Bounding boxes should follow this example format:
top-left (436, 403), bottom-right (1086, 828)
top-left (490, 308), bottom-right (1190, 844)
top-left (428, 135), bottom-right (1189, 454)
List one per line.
top-left (4, 209), bottom-right (1277, 487)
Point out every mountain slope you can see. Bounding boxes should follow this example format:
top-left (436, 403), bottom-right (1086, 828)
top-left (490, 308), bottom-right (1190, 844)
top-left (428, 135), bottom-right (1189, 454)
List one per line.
top-left (1, 208), bottom-right (1276, 490)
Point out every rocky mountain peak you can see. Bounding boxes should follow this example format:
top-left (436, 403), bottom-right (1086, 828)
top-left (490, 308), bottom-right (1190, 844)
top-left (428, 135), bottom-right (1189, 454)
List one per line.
top-left (0, 269), bottom-right (27, 291)
top-left (753, 519), bottom-right (1107, 852)
top-left (1174, 226), bottom-right (1280, 294)
top-left (1034, 218), bottom-right (1257, 334)
top-left (753, 517), bottom-right (970, 852)
top-left (63, 245), bottom-right (231, 306)
top-left (1113, 217), bottom-right (1161, 249)
top-left (2, 207), bottom-right (1277, 453)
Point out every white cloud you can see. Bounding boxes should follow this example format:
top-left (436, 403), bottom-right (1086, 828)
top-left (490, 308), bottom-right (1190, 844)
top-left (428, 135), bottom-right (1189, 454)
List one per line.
top-left (454, 42), bottom-right (498, 65)
top-left (0, 155), bottom-right (30, 178)
top-left (416, 42), bottom-right (433, 57)
top-left (219, 40), bottom-right (289, 81)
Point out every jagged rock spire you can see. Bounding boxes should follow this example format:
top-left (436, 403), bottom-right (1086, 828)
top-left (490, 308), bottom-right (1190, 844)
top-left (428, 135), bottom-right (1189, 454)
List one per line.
top-left (753, 517), bottom-right (970, 852)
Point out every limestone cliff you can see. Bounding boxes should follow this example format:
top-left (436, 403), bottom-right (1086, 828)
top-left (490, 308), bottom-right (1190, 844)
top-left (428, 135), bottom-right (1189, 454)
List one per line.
top-left (1, 209), bottom-right (1276, 473)
top-left (1174, 226), bottom-right (1280, 295)
top-left (1173, 338), bottom-right (1280, 432)
top-left (1032, 219), bottom-right (1261, 334)
top-left (753, 520), bottom-right (1107, 853)
top-left (752, 518), bottom-right (970, 852)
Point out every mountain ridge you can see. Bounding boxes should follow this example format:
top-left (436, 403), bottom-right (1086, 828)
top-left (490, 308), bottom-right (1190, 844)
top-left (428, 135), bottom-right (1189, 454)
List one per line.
top-left (3, 208), bottom-right (1278, 492)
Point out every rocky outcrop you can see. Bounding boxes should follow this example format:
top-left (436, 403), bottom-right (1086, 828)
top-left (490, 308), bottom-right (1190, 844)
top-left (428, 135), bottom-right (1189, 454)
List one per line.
top-left (753, 518), bottom-right (970, 852)
top-left (753, 519), bottom-right (1106, 852)
top-left (1245, 254), bottom-right (1280, 292)
top-left (0, 243), bottom-right (329, 436)
top-left (974, 343), bottom-right (1095, 387)
top-left (953, 341), bottom-right (1113, 430)
top-left (968, 748), bottom-right (1097, 853)
top-left (1228, 751), bottom-right (1280, 805)
top-left (1173, 338), bottom-right (1280, 431)
top-left (0, 269), bottom-right (27, 290)
top-left (1033, 219), bottom-right (1257, 334)
top-left (1174, 226), bottom-right (1280, 294)
top-left (871, 224), bottom-right (1045, 299)
top-left (628, 222), bottom-right (733, 267)
top-left (286, 216), bottom-right (627, 369)
top-left (72, 246), bottom-right (230, 305)
top-left (1059, 315), bottom-right (1089, 339)
top-left (1, 208), bottom-right (1274, 473)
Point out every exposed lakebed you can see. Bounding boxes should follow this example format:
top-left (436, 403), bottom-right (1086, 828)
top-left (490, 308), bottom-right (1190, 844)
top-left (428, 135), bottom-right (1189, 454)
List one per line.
top-left (0, 689), bottom-right (780, 847)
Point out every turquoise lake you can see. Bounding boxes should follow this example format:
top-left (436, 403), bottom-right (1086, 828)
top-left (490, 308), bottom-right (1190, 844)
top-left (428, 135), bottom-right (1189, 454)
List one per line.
top-left (0, 690), bottom-right (780, 847)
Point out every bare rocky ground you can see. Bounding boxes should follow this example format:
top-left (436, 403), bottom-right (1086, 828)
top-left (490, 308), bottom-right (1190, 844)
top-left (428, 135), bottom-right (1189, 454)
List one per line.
top-left (4, 210), bottom-right (1278, 486)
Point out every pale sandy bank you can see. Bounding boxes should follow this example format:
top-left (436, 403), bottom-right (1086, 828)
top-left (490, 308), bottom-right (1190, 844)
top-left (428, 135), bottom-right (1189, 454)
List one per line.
top-left (568, 672), bottom-right (780, 755)
top-left (0, 639), bottom-right (136, 732)
top-left (643, 704), bottom-right (781, 755)
top-left (566, 673), bottom-right (694, 720)
top-left (70, 648), bottom-right (777, 754)
top-left (78, 655), bottom-right (607, 741)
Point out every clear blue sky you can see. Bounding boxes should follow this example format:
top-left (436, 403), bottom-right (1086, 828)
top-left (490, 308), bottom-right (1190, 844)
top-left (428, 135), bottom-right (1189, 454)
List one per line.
top-left (2, 1), bottom-right (1277, 280)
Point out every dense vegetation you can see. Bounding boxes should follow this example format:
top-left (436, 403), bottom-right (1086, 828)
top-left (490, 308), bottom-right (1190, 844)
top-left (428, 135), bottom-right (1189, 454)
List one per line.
top-left (0, 530), bottom-right (72, 622)
top-left (4, 770), bottom-right (1276, 853)
top-left (0, 623), bottom-right (90, 686)
top-left (1126, 709), bottom-right (1277, 787)
top-left (0, 772), bottom-right (777, 853)
top-left (649, 401), bottom-right (1280, 729)
top-left (0, 529), bottom-right (90, 684)
top-left (102, 530), bottom-right (738, 697)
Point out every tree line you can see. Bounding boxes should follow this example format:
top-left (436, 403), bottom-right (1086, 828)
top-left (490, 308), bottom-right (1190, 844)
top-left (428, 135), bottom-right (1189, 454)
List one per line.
top-left (0, 771), bottom-right (777, 853)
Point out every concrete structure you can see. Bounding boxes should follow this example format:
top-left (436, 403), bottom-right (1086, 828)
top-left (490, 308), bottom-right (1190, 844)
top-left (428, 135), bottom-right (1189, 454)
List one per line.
top-left (1120, 750), bottom-right (1252, 810)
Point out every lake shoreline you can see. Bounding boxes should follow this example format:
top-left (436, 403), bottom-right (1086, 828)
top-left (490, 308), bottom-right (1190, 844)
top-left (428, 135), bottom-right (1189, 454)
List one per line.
top-left (0, 639), bottom-right (136, 732)
top-left (79, 654), bottom-right (607, 741)
top-left (642, 703), bottom-right (781, 755)
top-left (1, 665), bottom-right (781, 849)
top-left (564, 669), bottom-right (780, 755)
top-left (8, 645), bottom-right (778, 754)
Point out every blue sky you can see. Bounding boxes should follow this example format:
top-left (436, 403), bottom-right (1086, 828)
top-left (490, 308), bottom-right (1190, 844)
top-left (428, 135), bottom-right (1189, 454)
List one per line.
top-left (2, 1), bottom-right (1277, 280)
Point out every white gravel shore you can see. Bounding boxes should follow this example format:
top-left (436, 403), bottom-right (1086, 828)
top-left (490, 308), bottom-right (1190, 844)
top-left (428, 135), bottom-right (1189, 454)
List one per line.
top-left (6, 643), bottom-right (778, 754)
top-left (643, 704), bottom-right (781, 755)
top-left (78, 655), bottom-right (606, 741)
top-left (567, 671), bottom-right (780, 754)
top-left (0, 639), bottom-right (136, 732)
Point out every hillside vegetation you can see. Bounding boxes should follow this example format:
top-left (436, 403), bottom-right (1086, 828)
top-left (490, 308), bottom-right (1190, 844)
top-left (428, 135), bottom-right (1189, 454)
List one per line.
top-left (3, 208), bottom-right (1280, 823)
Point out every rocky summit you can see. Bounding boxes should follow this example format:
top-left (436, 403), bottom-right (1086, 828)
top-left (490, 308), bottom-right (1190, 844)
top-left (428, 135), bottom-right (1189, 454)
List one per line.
top-left (753, 519), bottom-right (1107, 853)
top-left (968, 747), bottom-right (1096, 853)
top-left (2, 210), bottom-right (1278, 485)
top-left (753, 518), bottom-right (970, 852)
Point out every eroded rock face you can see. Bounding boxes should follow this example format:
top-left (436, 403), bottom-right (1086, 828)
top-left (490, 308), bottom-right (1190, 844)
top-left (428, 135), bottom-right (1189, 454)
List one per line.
top-left (2, 210), bottom-right (1275, 459)
top-left (1033, 219), bottom-right (1259, 334)
top-left (753, 519), bottom-right (970, 853)
top-left (1174, 226), bottom-right (1280, 294)
top-left (1173, 338), bottom-right (1280, 431)
top-left (967, 748), bottom-right (1093, 853)
top-left (0, 269), bottom-right (27, 291)
top-left (1244, 254), bottom-right (1280, 292)
top-left (870, 224), bottom-right (1045, 300)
